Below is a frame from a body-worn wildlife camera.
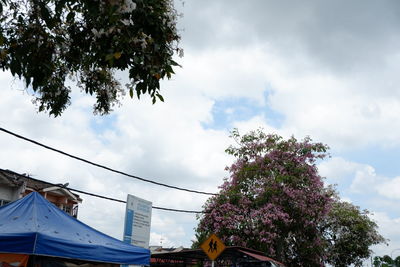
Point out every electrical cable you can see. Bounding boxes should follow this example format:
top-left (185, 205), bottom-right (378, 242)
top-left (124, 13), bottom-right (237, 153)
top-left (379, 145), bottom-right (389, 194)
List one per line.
top-left (1, 168), bottom-right (206, 214)
top-left (0, 127), bottom-right (218, 196)
top-left (68, 187), bottom-right (205, 214)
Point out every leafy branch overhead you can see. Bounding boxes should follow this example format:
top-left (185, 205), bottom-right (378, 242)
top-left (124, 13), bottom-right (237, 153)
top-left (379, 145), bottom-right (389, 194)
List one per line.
top-left (0, 0), bottom-right (181, 116)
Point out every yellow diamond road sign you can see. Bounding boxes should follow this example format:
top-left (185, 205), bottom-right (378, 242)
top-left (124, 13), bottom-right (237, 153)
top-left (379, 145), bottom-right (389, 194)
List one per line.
top-left (200, 233), bottom-right (226, 261)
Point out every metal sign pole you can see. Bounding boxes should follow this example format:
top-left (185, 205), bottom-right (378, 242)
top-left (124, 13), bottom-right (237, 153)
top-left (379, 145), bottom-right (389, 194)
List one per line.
top-left (212, 260), bottom-right (215, 267)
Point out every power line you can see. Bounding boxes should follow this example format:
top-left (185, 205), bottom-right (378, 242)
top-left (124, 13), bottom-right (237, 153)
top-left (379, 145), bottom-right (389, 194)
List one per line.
top-left (69, 187), bottom-right (205, 214)
top-left (0, 127), bottom-right (217, 196)
top-left (2, 168), bottom-right (205, 214)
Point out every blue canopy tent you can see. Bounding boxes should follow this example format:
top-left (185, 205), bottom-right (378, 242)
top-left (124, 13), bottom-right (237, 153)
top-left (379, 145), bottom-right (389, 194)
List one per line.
top-left (0, 192), bottom-right (150, 265)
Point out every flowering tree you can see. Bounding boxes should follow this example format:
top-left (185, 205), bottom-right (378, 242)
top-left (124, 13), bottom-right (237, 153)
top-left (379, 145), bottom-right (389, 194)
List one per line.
top-left (0, 0), bottom-right (181, 116)
top-left (194, 129), bottom-right (384, 266)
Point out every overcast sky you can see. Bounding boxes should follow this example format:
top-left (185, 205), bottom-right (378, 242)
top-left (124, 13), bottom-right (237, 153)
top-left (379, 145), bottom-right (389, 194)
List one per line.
top-left (1, 0), bottom-right (400, 262)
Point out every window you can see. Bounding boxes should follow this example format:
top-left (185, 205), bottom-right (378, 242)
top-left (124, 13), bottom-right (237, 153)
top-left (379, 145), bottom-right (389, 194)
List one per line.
top-left (63, 205), bottom-right (72, 215)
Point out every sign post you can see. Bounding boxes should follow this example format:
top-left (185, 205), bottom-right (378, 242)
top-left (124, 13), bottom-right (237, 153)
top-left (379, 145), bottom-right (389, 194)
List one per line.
top-left (123, 194), bottom-right (152, 248)
top-left (200, 233), bottom-right (226, 265)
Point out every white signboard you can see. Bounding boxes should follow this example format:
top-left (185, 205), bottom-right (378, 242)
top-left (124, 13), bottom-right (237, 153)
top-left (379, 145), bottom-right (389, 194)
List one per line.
top-left (123, 194), bottom-right (152, 248)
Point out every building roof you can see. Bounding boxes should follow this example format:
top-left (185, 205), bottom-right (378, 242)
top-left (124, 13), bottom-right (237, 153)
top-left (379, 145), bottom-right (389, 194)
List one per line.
top-left (0, 168), bottom-right (82, 202)
top-left (151, 246), bottom-right (286, 266)
top-left (0, 170), bottom-right (24, 187)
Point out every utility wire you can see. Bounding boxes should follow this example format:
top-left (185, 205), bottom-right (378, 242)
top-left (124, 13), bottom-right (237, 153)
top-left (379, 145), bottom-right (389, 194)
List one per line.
top-left (2, 168), bottom-right (205, 214)
top-left (0, 127), bottom-right (217, 196)
top-left (68, 186), bottom-right (205, 214)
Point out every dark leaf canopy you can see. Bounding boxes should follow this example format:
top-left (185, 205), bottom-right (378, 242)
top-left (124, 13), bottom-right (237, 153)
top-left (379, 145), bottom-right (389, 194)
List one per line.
top-left (0, 0), bottom-right (181, 116)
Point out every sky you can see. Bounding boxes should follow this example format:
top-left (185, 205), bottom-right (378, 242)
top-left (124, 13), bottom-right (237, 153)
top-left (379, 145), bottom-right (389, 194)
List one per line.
top-left (1, 0), bottom-right (400, 263)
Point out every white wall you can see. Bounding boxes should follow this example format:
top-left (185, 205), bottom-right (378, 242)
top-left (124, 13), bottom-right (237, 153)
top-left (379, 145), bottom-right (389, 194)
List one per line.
top-left (0, 186), bottom-right (15, 201)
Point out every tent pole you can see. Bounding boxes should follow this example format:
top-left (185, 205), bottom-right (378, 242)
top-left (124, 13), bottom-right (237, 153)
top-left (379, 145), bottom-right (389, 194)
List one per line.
top-left (31, 255), bottom-right (36, 267)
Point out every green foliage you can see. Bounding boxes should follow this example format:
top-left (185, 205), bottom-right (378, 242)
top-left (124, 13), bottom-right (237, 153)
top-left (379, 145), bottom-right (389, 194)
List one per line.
top-left (191, 231), bottom-right (208, 249)
top-left (374, 255), bottom-right (400, 267)
top-left (195, 128), bottom-right (386, 267)
top-left (0, 0), bottom-right (181, 116)
top-left (323, 201), bottom-right (386, 267)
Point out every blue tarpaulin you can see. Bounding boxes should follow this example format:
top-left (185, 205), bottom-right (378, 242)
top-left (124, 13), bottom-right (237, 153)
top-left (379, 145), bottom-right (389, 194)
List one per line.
top-left (0, 192), bottom-right (150, 265)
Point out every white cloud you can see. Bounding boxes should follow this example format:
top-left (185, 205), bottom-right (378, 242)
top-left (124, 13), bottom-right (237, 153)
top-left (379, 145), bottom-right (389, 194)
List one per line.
top-left (318, 157), bottom-right (400, 204)
top-left (150, 232), bottom-right (175, 248)
top-left (370, 212), bottom-right (400, 258)
top-left (177, 0), bottom-right (400, 150)
top-left (173, 47), bottom-right (271, 105)
top-left (173, 37), bottom-right (400, 151)
top-left (319, 157), bottom-right (365, 182)
top-left (350, 165), bottom-right (380, 194)
top-left (377, 177), bottom-right (400, 200)
top-left (264, 66), bottom-right (400, 150)
top-left (349, 166), bottom-right (400, 201)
